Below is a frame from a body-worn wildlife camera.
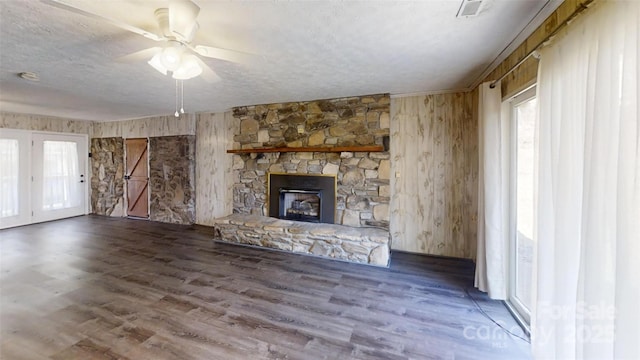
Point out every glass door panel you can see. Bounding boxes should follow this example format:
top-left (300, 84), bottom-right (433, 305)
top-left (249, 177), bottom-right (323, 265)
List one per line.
top-left (0, 129), bottom-right (31, 229)
top-left (509, 87), bottom-right (537, 326)
top-left (0, 139), bottom-right (19, 216)
top-left (41, 140), bottom-right (81, 210)
top-left (32, 133), bottom-right (87, 223)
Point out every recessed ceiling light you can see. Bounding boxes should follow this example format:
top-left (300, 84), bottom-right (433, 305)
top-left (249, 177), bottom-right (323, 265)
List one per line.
top-left (19, 72), bottom-right (40, 81)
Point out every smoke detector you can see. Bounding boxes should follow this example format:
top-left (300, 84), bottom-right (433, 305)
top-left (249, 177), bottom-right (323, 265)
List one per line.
top-left (19, 72), bottom-right (40, 82)
top-left (457, 0), bottom-right (484, 17)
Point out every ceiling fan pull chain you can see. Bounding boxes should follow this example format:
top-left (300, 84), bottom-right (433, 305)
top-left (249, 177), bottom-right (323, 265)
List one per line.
top-left (180, 80), bottom-right (185, 114)
top-left (174, 79), bottom-right (180, 118)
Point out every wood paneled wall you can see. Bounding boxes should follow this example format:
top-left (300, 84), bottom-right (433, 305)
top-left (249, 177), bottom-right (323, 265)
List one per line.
top-left (0, 111), bottom-right (93, 134)
top-left (195, 112), bottom-right (237, 225)
top-left (390, 91), bottom-right (478, 259)
top-left (92, 114), bottom-right (195, 138)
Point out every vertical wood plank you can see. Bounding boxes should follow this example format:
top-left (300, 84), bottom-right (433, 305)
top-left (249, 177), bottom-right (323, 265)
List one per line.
top-left (431, 94), bottom-right (444, 255)
top-left (467, 89), bottom-right (480, 259)
top-left (450, 93), bottom-right (464, 257)
top-left (407, 99), bottom-right (421, 253)
top-left (389, 98), bottom-right (403, 250)
top-left (422, 95), bottom-right (434, 254)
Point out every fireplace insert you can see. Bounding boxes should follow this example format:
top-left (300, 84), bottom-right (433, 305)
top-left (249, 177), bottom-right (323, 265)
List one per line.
top-left (279, 189), bottom-right (322, 222)
top-left (268, 173), bottom-right (336, 224)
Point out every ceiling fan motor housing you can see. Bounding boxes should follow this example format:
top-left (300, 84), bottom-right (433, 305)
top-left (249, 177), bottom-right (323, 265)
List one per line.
top-left (168, 0), bottom-right (200, 43)
top-left (154, 8), bottom-right (172, 38)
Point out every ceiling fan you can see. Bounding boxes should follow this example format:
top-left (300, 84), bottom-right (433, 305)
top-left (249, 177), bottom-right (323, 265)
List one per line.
top-left (42, 0), bottom-right (251, 82)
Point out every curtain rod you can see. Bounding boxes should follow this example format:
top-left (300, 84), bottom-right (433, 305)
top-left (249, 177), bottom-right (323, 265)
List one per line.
top-left (489, 0), bottom-right (596, 89)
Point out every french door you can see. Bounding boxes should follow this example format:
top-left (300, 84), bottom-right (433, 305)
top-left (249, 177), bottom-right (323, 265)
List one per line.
top-left (0, 130), bottom-right (88, 229)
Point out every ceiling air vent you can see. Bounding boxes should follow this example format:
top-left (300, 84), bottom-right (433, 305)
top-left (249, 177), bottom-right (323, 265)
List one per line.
top-left (457, 0), bottom-right (484, 17)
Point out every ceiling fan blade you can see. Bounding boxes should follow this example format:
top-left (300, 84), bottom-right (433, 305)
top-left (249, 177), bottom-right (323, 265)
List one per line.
top-left (169, 0), bottom-right (200, 42)
top-left (193, 45), bottom-right (256, 65)
top-left (41, 0), bottom-right (165, 42)
top-left (194, 57), bottom-right (222, 83)
top-left (116, 47), bottom-right (162, 63)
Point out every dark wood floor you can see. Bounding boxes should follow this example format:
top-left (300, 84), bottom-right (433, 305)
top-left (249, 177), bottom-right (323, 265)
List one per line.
top-left (1, 215), bottom-right (530, 359)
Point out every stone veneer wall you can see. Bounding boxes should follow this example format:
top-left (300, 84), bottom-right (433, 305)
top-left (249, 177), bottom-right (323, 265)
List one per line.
top-left (231, 94), bottom-right (391, 229)
top-left (90, 138), bottom-right (125, 216)
top-left (149, 135), bottom-right (196, 224)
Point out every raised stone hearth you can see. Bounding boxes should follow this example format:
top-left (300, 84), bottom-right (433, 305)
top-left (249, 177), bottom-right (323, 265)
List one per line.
top-left (212, 214), bottom-right (390, 267)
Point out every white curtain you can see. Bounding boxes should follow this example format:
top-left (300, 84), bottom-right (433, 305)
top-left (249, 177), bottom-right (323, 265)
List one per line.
top-left (533, 1), bottom-right (640, 359)
top-left (42, 140), bottom-right (80, 210)
top-left (475, 81), bottom-right (510, 299)
top-left (0, 139), bottom-right (19, 217)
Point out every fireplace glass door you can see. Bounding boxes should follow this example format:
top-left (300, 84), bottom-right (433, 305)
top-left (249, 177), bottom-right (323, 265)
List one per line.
top-left (268, 173), bottom-right (336, 224)
top-left (279, 189), bottom-right (321, 222)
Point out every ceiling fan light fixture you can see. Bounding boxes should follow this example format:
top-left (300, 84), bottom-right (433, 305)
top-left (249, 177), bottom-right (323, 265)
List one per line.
top-left (160, 45), bottom-right (184, 72)
top-left (148, 52), bottom-right (168, 75)
top-left (172, 54), bottom-right (203, 80)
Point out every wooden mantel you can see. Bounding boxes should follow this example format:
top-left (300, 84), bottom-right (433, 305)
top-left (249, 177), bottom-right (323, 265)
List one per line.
top-left (226, 145), bottom-right (384, 154)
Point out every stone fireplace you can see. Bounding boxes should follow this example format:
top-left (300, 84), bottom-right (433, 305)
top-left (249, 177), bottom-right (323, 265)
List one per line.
top-left (214, 94), bottom-right (392, 267)
top-left (268, 173), bottom-right (336, 224)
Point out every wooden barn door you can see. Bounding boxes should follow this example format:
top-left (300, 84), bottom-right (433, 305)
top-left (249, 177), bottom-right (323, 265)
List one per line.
top-left (125, 138), bottom-right (148, 218)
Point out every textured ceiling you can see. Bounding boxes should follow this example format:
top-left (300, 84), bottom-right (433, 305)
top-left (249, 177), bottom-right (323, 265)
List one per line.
top-left (0, 0), bottom-right (561, 122)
